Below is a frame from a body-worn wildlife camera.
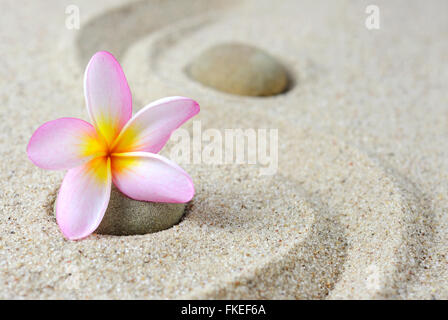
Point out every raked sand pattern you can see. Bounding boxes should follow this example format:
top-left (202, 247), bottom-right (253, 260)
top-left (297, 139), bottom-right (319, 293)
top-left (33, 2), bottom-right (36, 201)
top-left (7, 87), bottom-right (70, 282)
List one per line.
top-left (0, 0), bottom-right (447, 299)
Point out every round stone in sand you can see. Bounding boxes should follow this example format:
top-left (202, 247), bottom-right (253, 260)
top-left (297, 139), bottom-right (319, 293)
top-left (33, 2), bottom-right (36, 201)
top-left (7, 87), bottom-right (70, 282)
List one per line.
top-left (95, 187), bottom-right (186, 236)
top-left (186, 43), bottom-right (289, 96)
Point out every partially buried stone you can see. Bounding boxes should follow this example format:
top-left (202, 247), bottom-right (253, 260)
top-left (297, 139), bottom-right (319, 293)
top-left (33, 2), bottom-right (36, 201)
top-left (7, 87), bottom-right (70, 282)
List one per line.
top-left (96, 186), bottom-right (186, 236)
top-left (186, 43), bottom-right (289, 96)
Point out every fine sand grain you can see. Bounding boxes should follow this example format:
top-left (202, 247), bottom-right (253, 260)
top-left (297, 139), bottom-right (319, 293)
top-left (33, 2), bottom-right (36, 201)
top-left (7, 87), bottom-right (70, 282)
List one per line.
top-left (0, 0), bottom-right (447, 299)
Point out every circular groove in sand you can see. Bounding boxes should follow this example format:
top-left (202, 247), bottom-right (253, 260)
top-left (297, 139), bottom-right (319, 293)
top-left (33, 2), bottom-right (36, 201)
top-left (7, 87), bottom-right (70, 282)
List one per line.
top-left (76, 0), bottom-right (240, 66)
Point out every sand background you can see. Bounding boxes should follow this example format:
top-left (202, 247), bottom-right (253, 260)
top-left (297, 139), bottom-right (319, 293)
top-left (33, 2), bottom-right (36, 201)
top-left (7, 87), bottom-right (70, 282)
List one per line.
top-left (0, 0), bottom-right (447, 299)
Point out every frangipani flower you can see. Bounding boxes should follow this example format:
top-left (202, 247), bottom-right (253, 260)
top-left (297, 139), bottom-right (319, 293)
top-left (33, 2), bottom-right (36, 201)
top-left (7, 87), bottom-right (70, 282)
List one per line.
top-left (27, 51), bottom-right (199, 240)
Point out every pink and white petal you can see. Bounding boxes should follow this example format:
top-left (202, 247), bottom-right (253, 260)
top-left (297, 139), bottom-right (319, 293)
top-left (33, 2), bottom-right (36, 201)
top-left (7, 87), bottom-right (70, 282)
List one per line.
top-left (84, 51), bottom-right (132, 145)
top-left (111, 96), bottom-right (199, 154)
top-left (56, 157), bottom-right (111, 240)
top-left (111, 152), bottom-right (194, 203)
top-left (27, 117), bottom-right (105, 170)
